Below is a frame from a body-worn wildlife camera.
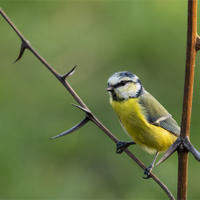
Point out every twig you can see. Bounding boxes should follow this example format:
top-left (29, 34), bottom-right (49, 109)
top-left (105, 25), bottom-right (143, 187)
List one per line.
top-left (0, 7), bottom-right (175, 200)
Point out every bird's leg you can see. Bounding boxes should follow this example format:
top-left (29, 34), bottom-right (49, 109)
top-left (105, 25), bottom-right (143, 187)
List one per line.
top-left (116, 141), bottom-right (136, 154)
top-left (143, 151), bottom-right (159, 179)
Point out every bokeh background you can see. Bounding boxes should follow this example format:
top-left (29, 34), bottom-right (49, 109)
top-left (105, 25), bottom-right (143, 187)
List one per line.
top-left (1, 1), bottom-right (200, 199)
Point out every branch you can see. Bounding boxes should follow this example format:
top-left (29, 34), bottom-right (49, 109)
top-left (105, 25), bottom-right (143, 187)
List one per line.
top-left (0, 7), bottom-right (175, 200)
top-left (156, 1), bottom-right (200, 199)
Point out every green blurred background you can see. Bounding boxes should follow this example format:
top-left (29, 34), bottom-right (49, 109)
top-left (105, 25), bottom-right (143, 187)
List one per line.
top-left (0, 1), bottom-right (200, 199)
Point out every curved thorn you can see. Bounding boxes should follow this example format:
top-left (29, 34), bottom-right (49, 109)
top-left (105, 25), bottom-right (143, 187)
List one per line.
top-left (156, 137), bottom-right (181, 166)
top-left (71, 103), bottom-right (89, 112)
top-left (183, 137), bottom-right (200, 162)
top-left (51, 116), bottom-right (89, 140)
top-left (71, 103), bottom-right (93, 120)
top-left (14, 41), bottom-right (28, 63)
top-left (61, 65), bottom-right (77, 80)
top-left (71, 103), bottom-right (91, 114)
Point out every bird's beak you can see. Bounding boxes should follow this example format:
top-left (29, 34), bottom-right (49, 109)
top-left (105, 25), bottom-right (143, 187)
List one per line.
top-left (106, 86), bottom-right (114, 91)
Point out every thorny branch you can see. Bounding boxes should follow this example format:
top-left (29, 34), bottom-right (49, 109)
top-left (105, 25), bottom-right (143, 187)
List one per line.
top-left (0, 8), bottom-right (178, 200)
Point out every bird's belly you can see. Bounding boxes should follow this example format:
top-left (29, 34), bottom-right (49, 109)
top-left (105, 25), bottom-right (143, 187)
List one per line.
top-left (111, 99), bottom-right (177, 153)
top-left (122, 120), bottom-right (177, 153)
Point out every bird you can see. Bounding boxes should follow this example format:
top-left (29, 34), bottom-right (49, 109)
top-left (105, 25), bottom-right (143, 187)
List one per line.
top-left (106, 71), bottom-right (180, 179)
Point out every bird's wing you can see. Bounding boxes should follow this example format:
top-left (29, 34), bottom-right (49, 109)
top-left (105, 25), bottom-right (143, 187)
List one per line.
top-left (139, 92), bottom-right (180, 137)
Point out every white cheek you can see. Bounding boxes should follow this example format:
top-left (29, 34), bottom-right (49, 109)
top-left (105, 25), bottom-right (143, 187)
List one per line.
top-left (136, 82), bottom-right (141, 94)
top-left (117, 83), bottom-right (141, 99)
top-left (116, 86), bottom-right (129, 99)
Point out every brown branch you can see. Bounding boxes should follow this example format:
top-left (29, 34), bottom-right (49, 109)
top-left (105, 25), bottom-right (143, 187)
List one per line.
top-left (157, 1), bottom-right (200, 199)
top-left (0, 7), bottom-right (175, 200)
top-left (181, 0), bottom-right (197, 139)
top-left (177, 1), bottom-right (197, 199)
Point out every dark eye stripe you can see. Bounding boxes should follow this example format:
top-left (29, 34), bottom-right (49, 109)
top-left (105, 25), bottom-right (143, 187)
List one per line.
top-left (114, 80), bottom-right (133, 88)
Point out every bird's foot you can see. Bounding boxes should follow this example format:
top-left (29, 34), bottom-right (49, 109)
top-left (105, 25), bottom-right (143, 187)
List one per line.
top-left (143, 165), bottom-right (153, 179)
top-left (116, 141), bottom-right (136, 154)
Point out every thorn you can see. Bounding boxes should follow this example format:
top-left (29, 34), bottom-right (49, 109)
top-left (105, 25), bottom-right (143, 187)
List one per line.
top-left (183, 137), bottom-right (200, 162)
top-left (51, 116), bottom-right (89, 140)
top-left (71, 103), bottom-right (90, 113)
top-left (71, 103), bottom-right (93, 120)
top-left (61, 65), bottom-right (77, 80)
top-left (14, 41), bottom-right (29, 63)
top-left (157, 136), bottom-right (200, 165)
top-left (156, 137), bottom-right (181, 166)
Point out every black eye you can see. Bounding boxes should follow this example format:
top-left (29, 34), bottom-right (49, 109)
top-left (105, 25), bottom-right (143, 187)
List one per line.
top-left (120, 81), bottom-right (126, 86)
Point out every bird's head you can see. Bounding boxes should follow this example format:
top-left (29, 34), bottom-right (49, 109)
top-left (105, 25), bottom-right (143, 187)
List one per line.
top-left (106, 71), bottom-right (144, 101)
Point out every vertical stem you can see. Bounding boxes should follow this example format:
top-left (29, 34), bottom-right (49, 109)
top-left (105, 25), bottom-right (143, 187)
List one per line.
top-left (177, 149), bottom-right (189, 199)
top-left (180, 0), bottom-right (197, 138)
top-left (178, 0), bottom-right (197, 199)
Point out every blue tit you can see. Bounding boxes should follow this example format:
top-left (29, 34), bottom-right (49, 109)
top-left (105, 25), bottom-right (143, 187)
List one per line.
top-left (106, 71), bottom-right (180, 179)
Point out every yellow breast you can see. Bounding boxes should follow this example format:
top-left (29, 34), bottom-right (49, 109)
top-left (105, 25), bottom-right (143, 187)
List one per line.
top-left (110, 98), bottom-right (177, 154)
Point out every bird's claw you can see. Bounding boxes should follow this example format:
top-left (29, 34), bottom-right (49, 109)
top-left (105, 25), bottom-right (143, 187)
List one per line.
top-left (142, 166), bottom-right (152, 179)
top-left (116, 141), bottom-right (136, 154)
top-left (116, 141), bottom-right (126, 154)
